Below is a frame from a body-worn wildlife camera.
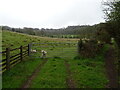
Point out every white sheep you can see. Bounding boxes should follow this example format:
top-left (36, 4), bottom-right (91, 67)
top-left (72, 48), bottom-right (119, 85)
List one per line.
top-left (111, 38), bottom-right (114, 44)
top-left (30, 49), bottom-right (37, 53)
top-left (97, 41), bottom-right (101, 44)
top-left (81, 38), bottom-right (84, 42)
top-left (41, 50), bottom-right (47, 58)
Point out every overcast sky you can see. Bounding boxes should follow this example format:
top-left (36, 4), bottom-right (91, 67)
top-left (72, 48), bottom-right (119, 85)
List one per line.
top-left (0, 0), bottom-right (105, 29)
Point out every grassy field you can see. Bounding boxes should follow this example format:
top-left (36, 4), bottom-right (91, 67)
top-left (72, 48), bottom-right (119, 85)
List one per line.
top-left (1, 30), bottom-right (78, 59)
top-left (31, 57), bottom-right (67, 88)
top-left (2, 57), bottom-right (43, 88)
top-left (1, 30), bottom-right (108, 88)
top-left (69, 56), bottom-right (108, 88)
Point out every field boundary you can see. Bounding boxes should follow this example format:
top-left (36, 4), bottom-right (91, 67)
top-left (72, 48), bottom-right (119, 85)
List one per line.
top-left (30, 42), bottom-right (78, 58)
top-left (0, 44), bottom-right (30, 73)
top-left (1, 42), bottom-right (77, 73)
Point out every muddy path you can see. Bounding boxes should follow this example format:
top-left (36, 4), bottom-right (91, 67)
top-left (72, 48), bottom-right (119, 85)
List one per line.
top-left (21, 59), bottom-right (48, 88)
top-left (64, 60), bottom-right (76, 88)
top-left (105, 47), bottom-right (118, 88)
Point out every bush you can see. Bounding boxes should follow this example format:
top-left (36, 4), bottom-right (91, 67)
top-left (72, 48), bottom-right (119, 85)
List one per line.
top-left (78, 39), bottom-right (103, 58)
top-left (96, 23), bottom-right (111, 44)
top-left (73, 56), bottom-right (81, 60)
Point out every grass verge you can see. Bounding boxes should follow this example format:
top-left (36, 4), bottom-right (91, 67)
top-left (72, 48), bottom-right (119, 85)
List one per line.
top-left (69, 56), bottom-right (108, 88)
top-left (2, 57), bottom-right (43, 88)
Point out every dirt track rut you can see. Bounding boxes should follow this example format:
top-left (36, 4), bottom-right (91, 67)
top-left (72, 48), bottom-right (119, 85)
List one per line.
top-left (105, 47), bottom-right (118, 88)
top-left (64, 60), bottom-right (76, 88)
top-left (21, 59), bottom-right (48, 88)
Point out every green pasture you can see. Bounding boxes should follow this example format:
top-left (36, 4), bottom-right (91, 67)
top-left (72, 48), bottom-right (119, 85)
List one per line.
top-left (31, 57), bottom-right (67, 88)
top-left (2, 57), bottom-right (43, 88)
top-left (2, 30), bottom-right (108, 88)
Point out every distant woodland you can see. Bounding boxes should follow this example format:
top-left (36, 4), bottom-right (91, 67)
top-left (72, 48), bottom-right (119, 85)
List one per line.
top-left (1, 24), bottom-right (101, 39)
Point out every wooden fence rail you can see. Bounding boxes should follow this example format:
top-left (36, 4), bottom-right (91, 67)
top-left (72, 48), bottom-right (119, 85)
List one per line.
top-left (0, 44), bottom-right (30, 73)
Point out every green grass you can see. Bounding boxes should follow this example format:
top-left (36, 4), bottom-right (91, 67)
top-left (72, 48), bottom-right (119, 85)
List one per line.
top-left (1, 30), bottom-right (78, 67)
top-left (31, 45), bottom-right (77, 58)
top-left (2, 30), bottom-right (78, 52)
top-left (2, 30), bottom-right (109, 88)
top-left (30, 57), bottom-right (67, 88)
top-left (2, 57), bottom-right (43, 88)
top-left (30, 46), bottom-right (108, 88)
top-left (68, 56), bottom-right (108, 88)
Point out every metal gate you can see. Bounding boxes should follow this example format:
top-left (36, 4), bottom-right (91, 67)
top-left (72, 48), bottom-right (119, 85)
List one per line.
top-left (29, 42), bottom-right (78, 59)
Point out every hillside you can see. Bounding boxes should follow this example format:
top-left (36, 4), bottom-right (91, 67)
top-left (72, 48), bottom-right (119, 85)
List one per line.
top-left (1, 30), bottom-right (110, 88)
top-left (2, 30), bottom-right (79, 51)
top-left (1, 0), bottom-right (119, 88)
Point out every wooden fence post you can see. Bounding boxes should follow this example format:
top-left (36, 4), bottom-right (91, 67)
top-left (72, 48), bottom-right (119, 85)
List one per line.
top-left (6, 48), bottom-right (10, 70)
top-left (20, 46), bottom-right (23, 61)
top-left (28, 44), bottom-right (31, 56)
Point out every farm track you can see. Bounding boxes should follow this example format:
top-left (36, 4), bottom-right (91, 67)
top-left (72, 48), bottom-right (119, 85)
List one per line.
top-left (21, 59), bottom-right (48, 88)
top-left (105, 47), bottom-right (118, 88)
top-left (64, 60), bottom-right (76, 88)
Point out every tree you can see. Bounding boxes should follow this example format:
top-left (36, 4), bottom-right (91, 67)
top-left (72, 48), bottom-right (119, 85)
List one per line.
top-left (103, 0), bottom-right (120, 84)
top-left (103, 0), bottom-right (120, 22)
top-left (96, 23), bottom-right (111, 43)
top-left (103, 0), bottom-right (120, 47)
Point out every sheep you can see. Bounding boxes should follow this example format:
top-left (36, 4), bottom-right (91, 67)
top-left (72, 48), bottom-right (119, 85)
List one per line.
top-left (111, 37), bottom-right (114, 44)
top-left (82, 38), bottom-right (85, 41)
top-left (30, 49), bottom-right (37, 53)
top-left (86, 38), bottom-right (90, 41)
top-left (97, 41), bottom-right (101, 44)
top-left (81, 38), bottom-right (90, 43)
top-left (41, 50), bottom-right (47, 58)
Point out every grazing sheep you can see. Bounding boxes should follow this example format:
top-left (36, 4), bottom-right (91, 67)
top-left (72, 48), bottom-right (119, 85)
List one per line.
top-left (97, 41), bottom-right (101, 44)
top-left (81, 38), bottom-right (90, 43)
top-left (111, 38), bottom-right (114, 44)
top-left (41, 50), bottom-right (47, 58)
top-left (30, 49), bottom-right (37, 53)
top-left (81, 38), bottom-right (84, 41)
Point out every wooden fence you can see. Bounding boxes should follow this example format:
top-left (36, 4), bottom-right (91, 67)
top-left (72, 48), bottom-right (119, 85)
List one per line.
top-left (0, 44), bottom-right (30, 73)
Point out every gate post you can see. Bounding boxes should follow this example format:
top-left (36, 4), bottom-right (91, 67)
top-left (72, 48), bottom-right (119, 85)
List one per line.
top-left (28, 43), bottom-right (32, 56)
top-left (20, 46), bottom-right (23, 61)
top-left (6, 48), bottom-right (10, 70)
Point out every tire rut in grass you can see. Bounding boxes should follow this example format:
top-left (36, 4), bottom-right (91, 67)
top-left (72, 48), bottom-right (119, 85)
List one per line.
top-left (21, 59), bottom-right (48, 88)
top-left (105, 47), bottom-right (118, 88)
top-left (64, 60), bottom-right (76, 88)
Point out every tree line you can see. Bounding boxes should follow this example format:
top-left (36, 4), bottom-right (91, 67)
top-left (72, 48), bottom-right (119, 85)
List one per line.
top-left (1, 24), bottom-right (102, 39)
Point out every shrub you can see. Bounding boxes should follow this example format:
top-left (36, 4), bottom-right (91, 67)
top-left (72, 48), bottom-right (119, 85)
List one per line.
top-left (73, 56), bottom-right (81, 60)
top-left (78, 39), bottom-right (103, 58)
